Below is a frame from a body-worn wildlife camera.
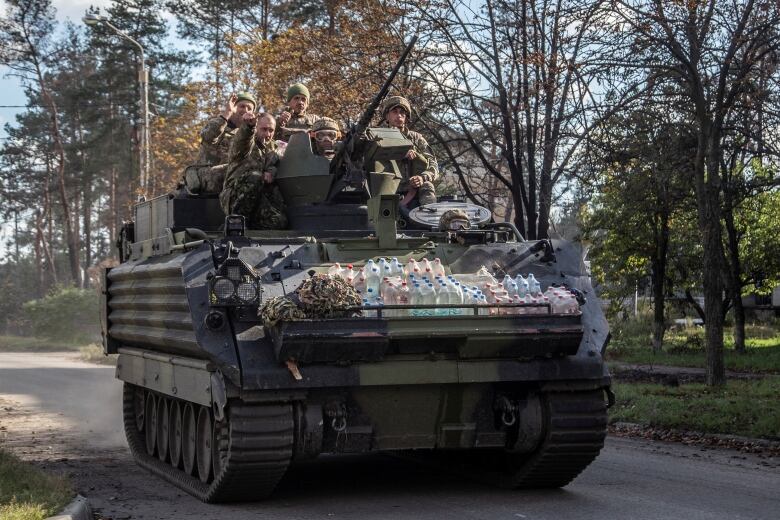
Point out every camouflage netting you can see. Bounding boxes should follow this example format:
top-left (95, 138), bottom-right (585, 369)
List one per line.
top-left (259, 274), bottom-right (362, 327)
top-left (259, 296), bottom-right (306, 327)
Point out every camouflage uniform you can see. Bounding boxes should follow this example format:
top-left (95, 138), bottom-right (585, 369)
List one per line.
top-left (220, 123), bottom-right (288, 230)
top-left (382, 123), bottom-right (439, 206)
top-left (379, 95), bottom-right (439, 206)
top-left (275, 112), bottom-right (320, 141)
top-left (183, 116), bottom-right (238, 194)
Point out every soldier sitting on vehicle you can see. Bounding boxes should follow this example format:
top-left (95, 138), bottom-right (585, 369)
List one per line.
top-left (276, 83), bottom-right (320, 142)
top-left (310, 117), bottom-right (342, 161)
top-left (183, 92), bottom-right (258, 195)
top-left (381, 96), bottom-right (439, 207)
top-left (220, 112), bottom-right (288, 230)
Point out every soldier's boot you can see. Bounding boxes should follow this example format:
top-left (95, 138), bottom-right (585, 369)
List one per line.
top-left (417, 181), bottom-right (437, 206)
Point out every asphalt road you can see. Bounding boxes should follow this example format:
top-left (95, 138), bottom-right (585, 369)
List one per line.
top-left (1, 351), bottom-right (778, 520)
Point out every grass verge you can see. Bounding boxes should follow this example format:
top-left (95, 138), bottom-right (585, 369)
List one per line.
top-left (78, 343), bottom-right (117, 365)
top-left (0, 335), bottom-right (90, 353)
top-left (607, 321), bottom-right (780, 373)
top-left (610, 379), bottom-right (780, 440)
top-left (0, 448), bottom-right (72, 520)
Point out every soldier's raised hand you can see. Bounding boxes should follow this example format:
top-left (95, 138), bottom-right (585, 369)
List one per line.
top-left (405, 149), bottom-right (418, 160)
top-left (222, 94), bottom-right (238, 120)
top-left (278, 110), bottom-right (292, 127)
top-left (243, 111), bottom-right (258, 126)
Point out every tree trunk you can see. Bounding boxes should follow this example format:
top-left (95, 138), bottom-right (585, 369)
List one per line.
top-left (700, 150), bottom-right (726, 386)
top-left (723, 199), bottom-right (746, 354)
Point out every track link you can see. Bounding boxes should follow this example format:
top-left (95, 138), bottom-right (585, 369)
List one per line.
top-left (123, 383), bottom-right (294, 502)
top-left (502, 389), bottom-right (608, 488)
top-left (399, 389), bottom-right (607, 489)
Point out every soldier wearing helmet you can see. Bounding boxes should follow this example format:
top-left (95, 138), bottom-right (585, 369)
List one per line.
top-left (309, 117), bottom-right (342, 160)
top-left (276, 83), bottom-right (320, 141)
top-left (183, 92), bottom-right (258, 195)
top-left (381, 96), bottom-right (439, 207)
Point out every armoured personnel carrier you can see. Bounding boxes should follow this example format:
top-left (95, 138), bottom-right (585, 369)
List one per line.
top-left (100, 44), bottom-right (612, 503)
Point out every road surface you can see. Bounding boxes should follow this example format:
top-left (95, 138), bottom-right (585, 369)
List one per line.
top-left (1, 351), bottom-right (778, 520)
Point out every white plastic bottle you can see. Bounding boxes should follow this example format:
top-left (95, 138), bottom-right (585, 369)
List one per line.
top-left (383, 282), bottom-right (398, 317)
top-left (390, 257), bottom-right (405, 277)
top-left (527, 273), bottom-right (542, 296)
top-left (432, 258), bottom-right (447, 278)
top-left (410, 282), bottom-right (423, 317)
top-left (478, 294), bottom-right (490, 315)
top-left (435, 281), bottom-right (450, 316)
top-left (327, 262), bottom-right (343, 278)
top-left (362, 298), bottom-right (375, 317)
top-left (366, 267), bottom-right (381, 295)
top-left (396, 281), bottom-right (411, 316)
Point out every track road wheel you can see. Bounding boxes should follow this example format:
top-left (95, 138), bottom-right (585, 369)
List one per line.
top-left (133, 386), bottom-right (145, 432)
top-left (169, 400), bottom-right (183, 469)
top-left (145, 392), bottom-right (157, 457)
top-left (157, 397), bottom-right (170, 462)
top-left (196, 406), bottom-right (213, 483)
top-left (182, 403), bottom-right (197, 476)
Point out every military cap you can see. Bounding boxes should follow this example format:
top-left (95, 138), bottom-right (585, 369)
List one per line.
top-left (382, 95), bottom-right (412, 119)
top-left (235, 91), bottom-right (257, 107)
top-left (311, 117), bottom-right (340, 133)
top-left (287, 83), bottom-right (310, 102)
top-left (439, 209), bottom-right (471, 231)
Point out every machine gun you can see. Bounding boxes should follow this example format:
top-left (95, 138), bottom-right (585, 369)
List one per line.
top-left (326, 36), bottom-right (418, 202)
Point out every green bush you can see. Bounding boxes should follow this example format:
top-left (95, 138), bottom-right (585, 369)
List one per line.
top-left (21, 287), bottom-right (100, 343)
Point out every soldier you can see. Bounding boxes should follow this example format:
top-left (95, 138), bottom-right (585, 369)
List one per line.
top-left (381, 96), bottom-right (439, 207)
top-left (310, 117), bottom-right (341, 160)
top-left (276, 83), bottom-right (320, 141)
top-left (219, 112), bottom-right (288, 230)
top-left (184, 92), bottom-right (258, 194)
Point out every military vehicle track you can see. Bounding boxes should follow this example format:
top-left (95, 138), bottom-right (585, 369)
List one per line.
top-left (123, 383), bottom-right (294, 502)
top-left (502, 390), bottom-right (608, 487)
top-left (403, 390), bottom-right (607, 488)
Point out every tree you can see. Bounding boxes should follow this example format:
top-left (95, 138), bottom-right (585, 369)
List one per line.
top-left (0, 0), bottom-right (81, 286)
top-left (403, 0), bottom-right (643, 239)
top-left (612, 0), bottom-right (780, 385)
top-left (584, 106), bottom-right (695, 351)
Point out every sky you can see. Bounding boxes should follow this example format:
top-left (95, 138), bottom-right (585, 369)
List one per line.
top-left (1, 1), bottom-right (112, 139)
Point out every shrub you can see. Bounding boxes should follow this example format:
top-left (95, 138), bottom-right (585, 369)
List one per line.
top-left (21, 287), bottom-right (100, 343)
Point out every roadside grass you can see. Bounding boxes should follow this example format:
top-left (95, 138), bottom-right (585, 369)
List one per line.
top-left (78, 343), bottom-right (117, 365)
top-left (610, 378), bottom-right (780, 440)
top-left (607, 318), bottom-right (780, 373)
top-left (0, 335), bottom-right (90, 353)
top-left (0, 448), bottom-right (72, 520)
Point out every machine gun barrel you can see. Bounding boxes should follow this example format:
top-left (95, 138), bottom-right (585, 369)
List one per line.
top-left (329, 36), bottom-right (418, 179)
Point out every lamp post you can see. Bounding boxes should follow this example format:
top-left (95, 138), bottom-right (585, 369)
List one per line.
top-left (83, 13), bottom-right (150, 193)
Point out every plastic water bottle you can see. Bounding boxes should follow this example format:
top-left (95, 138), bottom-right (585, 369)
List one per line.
top-left (515, 275), bottom-right (528, 298)
top-left (327, 263), bottom-right (343, 278)
top-left (527, 273), bottom-right (542, 296)
top-left (477, 294), bottom-right (490, 315)
top-left (409, 283), bottom-right (420, 317)
top-left (390, 257), bottom-right (405, 277)
top-left (365, 287), bottom-right (378, 305)
top-left (432, 258), bottom-right (446, 278)
top-left (449, 281), bottom-right (464, 316)
top-left (435, 281), bottom-right (450, 316)
top-left (396, 282), bottom-right (411, 316)
top-left (383, 282), bottom-right (398, 317)
top-left (366, 267), bottom-right (381, 295)
top-left (362, 298), bottom-right (375, 317)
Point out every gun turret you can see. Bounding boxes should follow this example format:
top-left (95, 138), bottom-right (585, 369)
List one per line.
top-left (326, 36), bottom-right (418, 201)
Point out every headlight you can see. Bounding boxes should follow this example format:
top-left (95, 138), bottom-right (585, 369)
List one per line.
top-left (209, 257), bottom-right (262, 307)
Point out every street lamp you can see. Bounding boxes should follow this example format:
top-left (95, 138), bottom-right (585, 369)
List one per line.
top-left (83, 13), bottom-right (150, 193)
